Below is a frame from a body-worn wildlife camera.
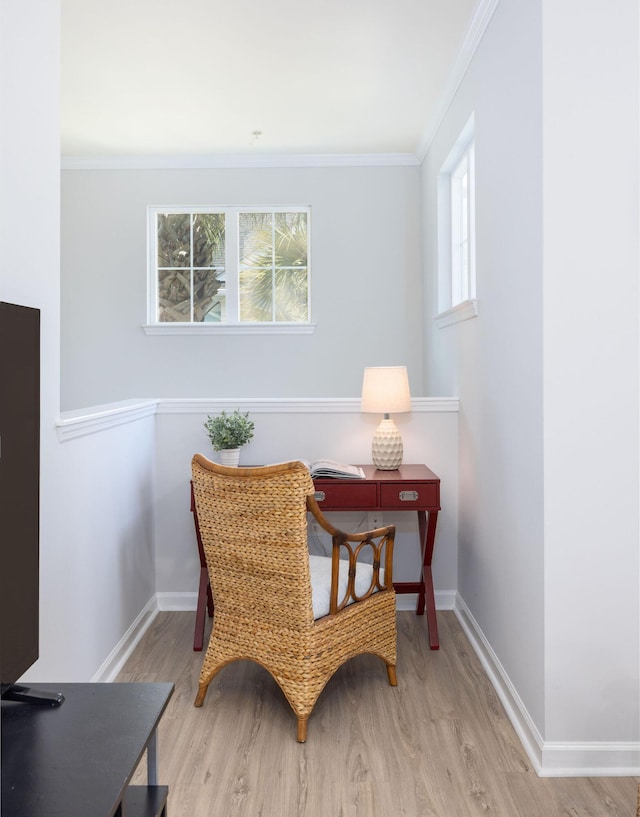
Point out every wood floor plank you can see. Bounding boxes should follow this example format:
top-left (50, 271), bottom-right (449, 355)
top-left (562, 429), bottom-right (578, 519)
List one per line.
top-left (119, 611), bottom-right (637, 817)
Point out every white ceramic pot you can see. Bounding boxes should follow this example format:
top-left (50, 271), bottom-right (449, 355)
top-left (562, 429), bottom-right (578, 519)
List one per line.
top-left (219, 448), bottom-right (241, 467)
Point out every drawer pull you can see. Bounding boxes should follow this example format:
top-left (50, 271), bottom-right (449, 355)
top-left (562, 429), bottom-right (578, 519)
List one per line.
top-left (314, 491), bottom-right (326, 502)
top-left (399, 490), bottom-right (419, 502)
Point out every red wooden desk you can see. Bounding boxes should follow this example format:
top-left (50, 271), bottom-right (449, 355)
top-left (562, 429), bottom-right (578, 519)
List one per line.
top-left (313, 464), bottom-right (441, 650)
top-left (190, 463), bottom-right (441, 651)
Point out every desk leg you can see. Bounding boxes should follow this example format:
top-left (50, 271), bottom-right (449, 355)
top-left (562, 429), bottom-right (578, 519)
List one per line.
top-left (192, 481), bottom-right (214, 651)
top-left (147, 729), bottom-right (158, 786)
top-left (417, 509), bottom-right (439, 650)
top-left (193, 567), bottom-right (210, 651)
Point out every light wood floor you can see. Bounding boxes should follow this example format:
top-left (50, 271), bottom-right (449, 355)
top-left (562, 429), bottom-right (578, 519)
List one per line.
top-left (119, 611), bottom-right (638, 817)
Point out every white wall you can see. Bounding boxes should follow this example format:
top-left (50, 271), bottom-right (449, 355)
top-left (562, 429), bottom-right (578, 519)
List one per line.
top-left (541, 0), bottom-right (639, 751)
top-left (1, 0), bottom-right (158, 684)
top-left (61, 165), bottom-right (423, 410)
top-left (44, 413), bottom-right (156, 681)
top-left (422, 0), bottom-right (639, 774)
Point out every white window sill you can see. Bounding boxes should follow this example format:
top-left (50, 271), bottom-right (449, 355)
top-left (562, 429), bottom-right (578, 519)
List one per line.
top-left (142, 323), bottom-right (316, 336)
top-left (434, 299), bottom-right (478, 329)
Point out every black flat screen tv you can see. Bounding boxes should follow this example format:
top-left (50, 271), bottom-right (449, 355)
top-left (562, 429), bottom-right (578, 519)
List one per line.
top-left (0, 302), bottom-right (62, 706)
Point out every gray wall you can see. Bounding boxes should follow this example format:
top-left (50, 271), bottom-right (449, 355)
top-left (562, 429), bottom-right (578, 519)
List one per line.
top-left (422, 0), bottom-right (545, 731)
top-left (422, 0), bottom-right (639, 765)
top-left (61, 165), bottom-right (423, 409)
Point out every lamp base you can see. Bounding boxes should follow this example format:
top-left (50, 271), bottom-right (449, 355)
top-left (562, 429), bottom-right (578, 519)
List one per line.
top-left (372, 417), bottom-right (403, 470)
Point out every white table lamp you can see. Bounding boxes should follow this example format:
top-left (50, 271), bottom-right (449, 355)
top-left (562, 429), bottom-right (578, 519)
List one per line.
top-left (361, 366), bottom-right (411, 470)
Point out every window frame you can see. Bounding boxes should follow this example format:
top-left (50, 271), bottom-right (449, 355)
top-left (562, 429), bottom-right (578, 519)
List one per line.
top-left (144, 204), bottom-right (314, 335)
top-left (435, 115), bottom-right (478, 329)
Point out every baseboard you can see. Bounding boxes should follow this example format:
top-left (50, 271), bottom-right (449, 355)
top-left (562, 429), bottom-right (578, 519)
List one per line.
top-left (434, 590), bottom-right (456, 610)
top-left (454, 596), bottom-right (545, 773)
top-left (396, 590), bottom-right (456, 611)
top-left (539, 743), bottom-right (640, 777)
top-left (157, 591), bottom-right (198, 611)
top-left (455, 595), bottom-right (640, 777)
top-left (157, 590), bottom-right (456, 613)
top-left (91, 596), bottom-right (159, 682)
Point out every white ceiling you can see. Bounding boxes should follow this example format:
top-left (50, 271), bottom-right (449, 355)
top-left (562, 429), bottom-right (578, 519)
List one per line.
top-left (61, 0), bottom-right (479, 160)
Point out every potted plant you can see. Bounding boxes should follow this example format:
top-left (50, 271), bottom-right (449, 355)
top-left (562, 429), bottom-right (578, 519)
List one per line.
top-left (204, 410), bottom-right (254, 466)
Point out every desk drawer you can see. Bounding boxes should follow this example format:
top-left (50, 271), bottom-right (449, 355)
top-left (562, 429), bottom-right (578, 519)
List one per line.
top-left (313, 481), bottom-right (377, 509)
top-left (380, 482), bottom-right (439, 510)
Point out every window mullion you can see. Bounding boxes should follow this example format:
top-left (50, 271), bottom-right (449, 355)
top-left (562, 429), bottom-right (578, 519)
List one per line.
top-left (469, 144), bottom-right (476, 299)
top-left (190, 215), bottom-right (194, 321)
top-left (271, 213), bottom-right (276, 322)
top-left (150, 212), bottom-right (159, 322)
top-left (461, 163), bottom-right (468, 302)
top-left (464, 171), bottom-right (471, 301)
top-left (226, 210), bottom-right (239, 322)
top-left (451, 175), bottom-right (460, 306)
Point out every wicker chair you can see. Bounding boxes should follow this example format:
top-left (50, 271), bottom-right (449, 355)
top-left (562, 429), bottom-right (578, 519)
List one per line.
top-left (191, 454), bottom-right (397, 742)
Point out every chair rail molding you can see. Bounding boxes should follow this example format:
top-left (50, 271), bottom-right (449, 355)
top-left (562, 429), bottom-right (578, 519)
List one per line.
top-left (155, 397), bottom-right (460, 415)
top-left (56, 397), bottom-right (458, 441)
top-left (56, 399), bottom-right (159, 442)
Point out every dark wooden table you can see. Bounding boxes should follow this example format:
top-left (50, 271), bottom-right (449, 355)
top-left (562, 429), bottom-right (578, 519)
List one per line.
top-left (1, 682), bottom-right (174, 817)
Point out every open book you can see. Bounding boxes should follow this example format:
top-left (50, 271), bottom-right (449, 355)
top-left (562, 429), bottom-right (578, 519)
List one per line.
top-left (301, 459), bottom-right (365, 479)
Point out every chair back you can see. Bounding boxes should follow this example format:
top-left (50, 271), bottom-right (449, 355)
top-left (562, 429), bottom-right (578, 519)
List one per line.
top-left (191, 455), bottom-right (316, 629)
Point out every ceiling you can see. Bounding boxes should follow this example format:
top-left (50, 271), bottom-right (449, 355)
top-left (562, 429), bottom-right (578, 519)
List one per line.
top-left (61, 0), bottom-right (479, 160)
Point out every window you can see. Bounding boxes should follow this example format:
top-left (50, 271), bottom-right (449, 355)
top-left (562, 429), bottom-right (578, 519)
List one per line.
top-left (146, 206), bottom-right (311, 333)
top-left (155, 211), bottom-right (226, 323)
top-left (436, 115), bottom-right (477, 328)
top-left (238, 211), bottom-right (309, 323)
top-left (450, 145), bottom-right (474, 305)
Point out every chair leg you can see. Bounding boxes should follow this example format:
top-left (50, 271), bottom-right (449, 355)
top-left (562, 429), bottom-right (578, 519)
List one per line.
top-left (194, 683), bottom-right (209, 708)
top-left (297, 717), bottom-right (308, 743)
top-left (386, 664), bottom-right (397, 686)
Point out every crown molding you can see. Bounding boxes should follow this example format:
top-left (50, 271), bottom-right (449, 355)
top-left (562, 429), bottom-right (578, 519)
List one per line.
top-left (416, 0), bottom-right (501, 162)
top-left (61, 153), bottom-right (420, 171)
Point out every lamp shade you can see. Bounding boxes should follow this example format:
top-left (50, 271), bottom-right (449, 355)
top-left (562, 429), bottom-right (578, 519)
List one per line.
top-left (361, 366), bottom-right (411, 414)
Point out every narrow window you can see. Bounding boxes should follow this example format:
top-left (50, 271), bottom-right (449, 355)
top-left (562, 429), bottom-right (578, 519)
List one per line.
top-left (450, 144), bottom-right (475, 305)
top-left (436, 115), bottom-right (478, 328)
